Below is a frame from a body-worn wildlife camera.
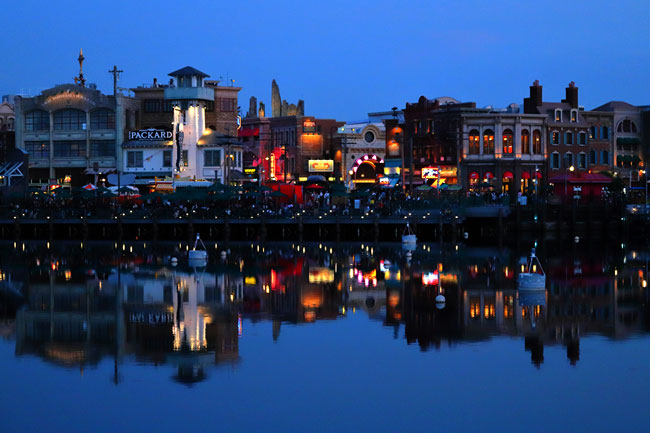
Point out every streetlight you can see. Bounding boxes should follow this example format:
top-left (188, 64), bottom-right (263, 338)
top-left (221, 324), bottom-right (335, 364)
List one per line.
top-left (641, 169), bottom-right (648, 213)
top-left (565, 165), bottom-right (575, 199)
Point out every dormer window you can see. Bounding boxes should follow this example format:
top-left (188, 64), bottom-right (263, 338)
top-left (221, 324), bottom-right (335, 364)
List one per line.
top-left (570, 109), bottom-right (577, 122)
top-left (555, 109), bottom-right (562, 122)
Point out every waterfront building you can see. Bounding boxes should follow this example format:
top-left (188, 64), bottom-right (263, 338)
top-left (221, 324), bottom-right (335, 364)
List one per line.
top-left (123, 67), bottom-right (243, 185)
top-left (523, 81), bottom-right (613, 179)
top-left (402, 96), bottom-right (547, 194)
top-left (593, 101), bottom-right (644, 183)
top-left (241, 81), bottom-right (342, 183)
top-left (14, 65), bottom-right (138, 185)
top-left (336, 117), bottom-right (386, 188)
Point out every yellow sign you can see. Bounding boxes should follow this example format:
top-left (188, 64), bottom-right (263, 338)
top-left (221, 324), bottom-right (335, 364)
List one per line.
top-left (308, 160), bottom-right (334, 173)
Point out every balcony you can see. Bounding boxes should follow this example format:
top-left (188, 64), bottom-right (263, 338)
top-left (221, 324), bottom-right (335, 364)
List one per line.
top-left (164, 87), bottom-right (214, 102)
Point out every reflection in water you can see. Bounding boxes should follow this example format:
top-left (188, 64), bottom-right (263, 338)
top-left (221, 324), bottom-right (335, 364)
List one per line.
top-left (1, 241), bottom-right (649, 383)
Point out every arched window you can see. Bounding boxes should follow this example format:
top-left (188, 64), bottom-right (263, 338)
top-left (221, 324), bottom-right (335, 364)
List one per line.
top-left (532, 130), bottom-right (542, 154)
top-left (53, 109), bottom-right (86, 130)
top-left (502, 129), bottom-right (513, 154)
top-left (483, 129), bottom-right (494, 154)
top-left (618, 119), bottom-right (638, 133)
top-left (468, 129), bottom-right (480, 154)
top-left (521, 129), bottom-right (530, 154)
top-left (90, 109), bottom-right (115, 130)
top-left (25, 110), bottom-right (49, 131)
top-left (590, 126), bottom-right (597, 139)
top-left (555, 109), bottom-right (562, 122)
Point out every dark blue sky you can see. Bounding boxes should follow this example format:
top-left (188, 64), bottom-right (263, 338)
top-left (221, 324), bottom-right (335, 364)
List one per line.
top-left (2, 0), bottom-right (649, 120)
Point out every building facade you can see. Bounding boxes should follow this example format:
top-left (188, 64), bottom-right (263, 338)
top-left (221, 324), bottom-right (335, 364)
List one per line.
top-left (122, 67), bottom-right (242, 185)
top-left (14, 83), bottom-right (137, 185)
top-left (593, 101), bottom-right (643, 182)
top-left (523, 81), bottom-right (613, 178)
top-left (337, 120), bottom-right (386, 187)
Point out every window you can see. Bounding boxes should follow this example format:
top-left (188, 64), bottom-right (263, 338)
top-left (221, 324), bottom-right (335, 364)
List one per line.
top-left (578, 152), bottom-right (586, 169)
top-left (205, 100), bottom-right (214, 112)
top-left (162, 101), bottom-right (175, 113)
top-left (53, 109), bottom-right (86, 130)
top-left (521, 129), bottom-right (530, 154)
top-left (502, 129), bottom-right (514, 155)
top-left (564, 152), bottom-right (574, 169)
top-left (90, 140), bottom-right (115, 157)
top-left (589, 150), bottom-right (597, 165)
top-left (555, 109), bottom-right (562, 122)
top-left (565, 132), bottom-right (573, 145)
top-left (25, 110), bottom-right (49, 131)
top-left (364, 131), bottom-right (375, 143)
top-left (578, 132), bottom-right (586, 145)
top-left (601, 126), bottom-right (609, 140)
top-left (90, 109), bottom-right (115, 129)
top-left (144, 99), bottom-right (161, 113)
top-left (589, 126), bottom-right (597, 139)
top-left (601, 150), bottom-right (610, 165)
top-left (532, 130), bottom-right (542, 154)
top-left (163, 150), bottom-right (172, 167)
top-left (53, 140), bottom-right (86, 157)
top-left (483, 129), bottom-right (494, 154)
top-left (204, 149), bottom-right (221, 167)
top-left (618, 119), bottom-right (638, 133)
top-left (127, 151), bottom-right (143, 167)
top-left (25, 141), bottom-right (49, 158)
top-left (551, 152), bottom-right (560, 169)
top-left (220, 98), bottom-right (236, 112)
top-left (570, 110), bottom-right (577, 122)
top-left (182, 150), bottom-right (188, 167)
top-left (468, 129), bottom-right (480, 154)
top-left (551, 131), bottom-right (560, 145)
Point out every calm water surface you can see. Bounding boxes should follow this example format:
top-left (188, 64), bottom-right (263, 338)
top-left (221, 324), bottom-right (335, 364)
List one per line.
top-left (0, 241), bottom-right (649, 433)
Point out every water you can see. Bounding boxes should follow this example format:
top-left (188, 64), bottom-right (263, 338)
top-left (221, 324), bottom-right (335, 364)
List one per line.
top-left (0, 241), bottom-right (649, 433)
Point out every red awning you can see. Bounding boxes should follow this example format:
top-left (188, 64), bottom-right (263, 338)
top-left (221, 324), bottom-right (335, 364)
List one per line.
top-left (503, 171), bottom-right (514, 179)
top-left (521, 171), bottom-right (531, 180)
top-left (536, 171), bottom-right (542, 179)
top-left (469, 171), bottom-right (479, 179)
top-left (484, 171), bottom-right (494, 180)
top-left (238, 128), bottom-right (259, 137)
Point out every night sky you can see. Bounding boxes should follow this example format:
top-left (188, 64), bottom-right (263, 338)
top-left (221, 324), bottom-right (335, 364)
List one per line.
top-left (2, 0), bottom-right (649, 120)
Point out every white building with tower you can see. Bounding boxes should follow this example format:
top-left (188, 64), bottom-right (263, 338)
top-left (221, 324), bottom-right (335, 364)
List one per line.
top-left (121, 67), bottom-right (242, 186)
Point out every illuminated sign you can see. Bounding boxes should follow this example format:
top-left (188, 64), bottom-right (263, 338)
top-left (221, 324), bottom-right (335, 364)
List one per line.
top-left (43, 90), bottom-right (96, 108)
top-left (303, 120), bottom-right (317, 133)
top-left (422, 271), bottom-right (439, 286)
top-left (244, 168), bottom-right (257, 175)
top-left (379, 177), bottom-right (390, 185)
top-left (270, 154), bottom-right (276, 179)
top-left (128, 128), bottom-right (172, 140)
top-left (421, 167), bottom-right (439, 179)
top-left (244, 276), bottom-right (257, 285)
top-left (308, 160), bottom-right (334, 172)
top-left (309, 267), bottom-right (335, 283)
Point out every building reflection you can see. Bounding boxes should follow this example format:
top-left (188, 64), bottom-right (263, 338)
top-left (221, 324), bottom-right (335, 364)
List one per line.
top-left (4, 242), bottom-right (650, 375)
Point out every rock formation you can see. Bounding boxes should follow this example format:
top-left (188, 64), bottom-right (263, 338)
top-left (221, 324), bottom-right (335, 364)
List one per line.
top-left (271, 79), bottom-right (281, 117)
top-left (297, 100), bottom-right (304, 116)
top-left (287, 103), bottom-right (297, 116)
top-left (247, 96), bottom-right (257, 118)
top-left (258, 102), bottom-right (265, 118)
top-left (281, 100), bottom-right (288, 117)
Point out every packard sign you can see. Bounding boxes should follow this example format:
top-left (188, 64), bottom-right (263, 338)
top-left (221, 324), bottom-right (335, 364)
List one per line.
top-left (308, 159), bottom-right (334, 172)
top-left (128, 128), bottom-right (172, 140)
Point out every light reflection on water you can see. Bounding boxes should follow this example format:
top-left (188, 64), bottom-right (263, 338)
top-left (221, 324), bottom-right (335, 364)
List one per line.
top-left (0, 241), bottom-right (649, 432)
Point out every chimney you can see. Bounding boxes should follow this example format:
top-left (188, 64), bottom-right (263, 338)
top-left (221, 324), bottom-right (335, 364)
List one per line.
top-left (523, 80), bottom-right (542, 113)
top-left (153, 78), bottom-right (158, 87)
top-left (562, 81), bottom-right (579, 108)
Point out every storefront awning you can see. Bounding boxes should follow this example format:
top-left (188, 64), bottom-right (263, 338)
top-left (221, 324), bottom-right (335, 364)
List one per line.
top-left (503, 171), bottom-right (514, 179)
top-left (383, 159), bottom-right (402, 168)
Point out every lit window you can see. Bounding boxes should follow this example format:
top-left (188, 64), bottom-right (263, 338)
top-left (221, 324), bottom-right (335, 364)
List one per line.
top-left (571, 110), bottom-right (577, 122)
top-left (555, 109), bottom-right (562, 122)
top-left (551, 131), bottom-right (560, 145)
top-left (521, 129), bottom-right (530, 154)
top-left (532, 130), bottom-right (542, 154)
top-left (468, 129), bottom-right (480, 154)
top-left (502, 129), bottom-right (513, 154)
top-left (483, 129), bottom-right (494, 154)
